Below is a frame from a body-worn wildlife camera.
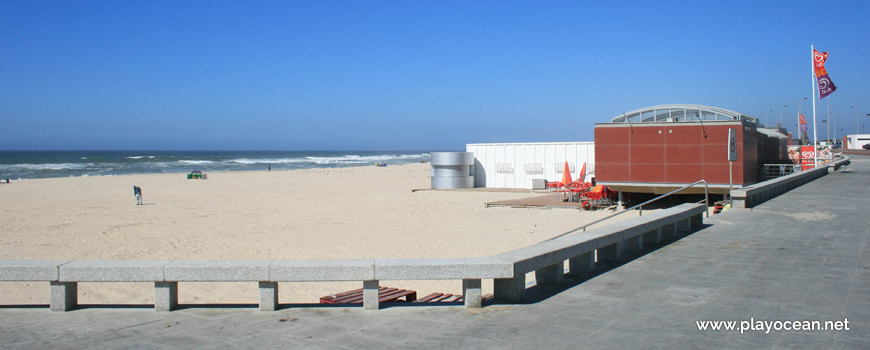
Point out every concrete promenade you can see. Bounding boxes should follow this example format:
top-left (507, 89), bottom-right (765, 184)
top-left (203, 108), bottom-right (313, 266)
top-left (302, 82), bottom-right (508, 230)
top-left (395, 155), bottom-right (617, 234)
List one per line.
top-left (2, 157), bottom-right (868, 349)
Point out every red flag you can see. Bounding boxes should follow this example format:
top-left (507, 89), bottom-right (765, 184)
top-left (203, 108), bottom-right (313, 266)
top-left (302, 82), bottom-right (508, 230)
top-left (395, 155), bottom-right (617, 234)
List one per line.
top-left (813, 49), bottom-right (837, 99)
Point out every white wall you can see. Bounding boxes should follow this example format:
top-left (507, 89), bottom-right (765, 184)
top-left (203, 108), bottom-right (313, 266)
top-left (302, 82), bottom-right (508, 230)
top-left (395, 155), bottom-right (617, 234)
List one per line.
top-left (466, 142), bottom-right (595, 189)
top-left (846, 134), bottom-right (870, 149)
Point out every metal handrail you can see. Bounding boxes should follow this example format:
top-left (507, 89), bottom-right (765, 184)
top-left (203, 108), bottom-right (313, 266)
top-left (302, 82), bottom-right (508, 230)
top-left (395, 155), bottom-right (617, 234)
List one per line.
top-left (545, 180), bottom-right (708, 242)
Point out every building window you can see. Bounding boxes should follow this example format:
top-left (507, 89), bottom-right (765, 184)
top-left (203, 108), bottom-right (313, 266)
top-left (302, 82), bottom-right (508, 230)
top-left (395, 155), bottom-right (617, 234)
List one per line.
top-left (524, 163), bottom-right (543, 175)
top-left (496, 163), bottom-right (514, 174)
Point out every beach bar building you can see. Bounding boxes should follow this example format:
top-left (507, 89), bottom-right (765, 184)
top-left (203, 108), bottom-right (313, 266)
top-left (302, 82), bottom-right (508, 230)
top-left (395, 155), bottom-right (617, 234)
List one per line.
top-left (465, 142), bottom-right (595, 189)
top-left (594, 104), bottom-right (789, 195)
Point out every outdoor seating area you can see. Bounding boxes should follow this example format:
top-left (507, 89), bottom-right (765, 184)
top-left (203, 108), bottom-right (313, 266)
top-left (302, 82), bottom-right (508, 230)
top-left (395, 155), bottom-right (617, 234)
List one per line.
top-left (546, 161), bottom-right (616, 210)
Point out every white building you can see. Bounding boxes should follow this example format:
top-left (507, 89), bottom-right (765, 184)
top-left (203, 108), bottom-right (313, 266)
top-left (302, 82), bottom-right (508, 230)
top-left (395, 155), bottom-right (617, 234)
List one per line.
top-left (466, 142), bottom-right (595, 189)
top-left (845, 134), bottom-right (870, 149)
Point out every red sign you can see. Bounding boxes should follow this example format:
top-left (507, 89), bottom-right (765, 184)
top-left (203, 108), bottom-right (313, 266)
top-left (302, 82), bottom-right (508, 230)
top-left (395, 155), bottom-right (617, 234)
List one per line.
top-left (800, 146), bottom-right (815, 170)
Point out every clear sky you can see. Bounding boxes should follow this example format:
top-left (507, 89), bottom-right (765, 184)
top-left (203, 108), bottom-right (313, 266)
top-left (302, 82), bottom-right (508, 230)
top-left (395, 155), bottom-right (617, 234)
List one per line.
top-left (1, 0), bottom-right (868, 151)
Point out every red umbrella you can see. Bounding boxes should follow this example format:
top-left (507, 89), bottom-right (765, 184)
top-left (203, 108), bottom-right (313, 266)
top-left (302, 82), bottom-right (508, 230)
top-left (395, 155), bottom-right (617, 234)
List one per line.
top-left (561, 161), bottom-right (572, 185)
top-left (578, 162), bottom-right (586, 183)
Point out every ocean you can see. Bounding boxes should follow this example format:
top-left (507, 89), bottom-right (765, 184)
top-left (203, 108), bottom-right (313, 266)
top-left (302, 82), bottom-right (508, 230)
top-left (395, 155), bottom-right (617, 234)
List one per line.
top-left (0, 151), bottom-right (432, 180)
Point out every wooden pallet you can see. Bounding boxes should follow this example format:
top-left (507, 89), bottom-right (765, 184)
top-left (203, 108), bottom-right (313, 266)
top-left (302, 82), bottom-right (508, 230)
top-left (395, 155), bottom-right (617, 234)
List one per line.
top-left (320, 287), bottom-right (417, 304)
top-left (413, 293), bottom-right (494, 303)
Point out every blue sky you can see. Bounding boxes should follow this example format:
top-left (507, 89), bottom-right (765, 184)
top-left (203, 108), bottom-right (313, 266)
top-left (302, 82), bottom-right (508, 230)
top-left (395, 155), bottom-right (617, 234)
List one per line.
top-left (1, 1), bottom-right (868, 151)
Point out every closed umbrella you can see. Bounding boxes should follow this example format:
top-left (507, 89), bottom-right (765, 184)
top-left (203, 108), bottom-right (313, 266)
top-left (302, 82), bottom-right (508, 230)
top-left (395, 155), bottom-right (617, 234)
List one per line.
top-left (561, 161), bottom-right (572, 185)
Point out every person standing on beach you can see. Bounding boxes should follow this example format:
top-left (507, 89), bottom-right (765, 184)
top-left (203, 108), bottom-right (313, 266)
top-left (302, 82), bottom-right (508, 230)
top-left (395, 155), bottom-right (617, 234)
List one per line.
top-left (133, 186), bottom-right (143, 205)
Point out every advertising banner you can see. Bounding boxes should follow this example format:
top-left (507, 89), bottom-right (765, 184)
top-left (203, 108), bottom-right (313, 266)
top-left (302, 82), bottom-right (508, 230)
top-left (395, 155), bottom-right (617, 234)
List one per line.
top-left (813, 50), bottom-right (837, 99)
top-left (788, 146), bottom-right (801, 165)
top-left (818, 145), bottom-right (832, 165)
top-left (800, 146), bottom-right (815, 170)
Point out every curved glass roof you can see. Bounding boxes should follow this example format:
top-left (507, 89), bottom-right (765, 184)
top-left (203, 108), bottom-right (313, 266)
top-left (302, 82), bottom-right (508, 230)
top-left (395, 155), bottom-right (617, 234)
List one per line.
top-left (611, 104), bottom-right (757, 125)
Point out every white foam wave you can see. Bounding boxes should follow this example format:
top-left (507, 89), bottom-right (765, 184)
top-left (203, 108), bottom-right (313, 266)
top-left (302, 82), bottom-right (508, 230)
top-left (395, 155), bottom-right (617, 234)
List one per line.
top-left (304, 154), bottom-right (426, 164)
top-left (177, 160), bottom-right (216, 165)
top-left (0, 163), bottom-right (94, 171)
top-left (229, 158), bottom-right (308, 165)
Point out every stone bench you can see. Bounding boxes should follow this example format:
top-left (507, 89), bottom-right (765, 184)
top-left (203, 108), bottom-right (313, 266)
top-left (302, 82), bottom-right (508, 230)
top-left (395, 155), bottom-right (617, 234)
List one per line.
top-left (0, 258), bottom-right (510, 312)
top-left (371, 257), bottom-right (512, 309)
top-left (55, 260), bottom-right (169, 312)
top-left (0, 203), bottom-right (705, 312)
top-left (491, 203), bottom-right (705, 302)
top-left (730, 157), bottom-right (850, 209)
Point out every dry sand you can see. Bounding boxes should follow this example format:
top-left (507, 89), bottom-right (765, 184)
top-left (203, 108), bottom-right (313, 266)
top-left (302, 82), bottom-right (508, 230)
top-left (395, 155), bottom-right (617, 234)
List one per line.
top-left (0, 163), bottom-right (634, 306)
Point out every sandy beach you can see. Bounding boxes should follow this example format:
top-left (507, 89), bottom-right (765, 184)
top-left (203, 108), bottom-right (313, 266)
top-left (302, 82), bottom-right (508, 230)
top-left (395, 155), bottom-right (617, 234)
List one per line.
top-left (0, 163), bottom-right (633, 306)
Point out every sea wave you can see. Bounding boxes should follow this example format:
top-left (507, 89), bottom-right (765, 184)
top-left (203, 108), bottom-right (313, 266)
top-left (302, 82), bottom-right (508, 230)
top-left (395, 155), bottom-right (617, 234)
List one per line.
top-left (0, 151), bottom-right (431, 179)
top-left (0, 163), bottom-right (95, 171)
top-left (177, 160), bottom-right (216, 165)
top-left (303, 154), bottom-right (425, 164)
top-left (229, 158), bottom-right (308, 165)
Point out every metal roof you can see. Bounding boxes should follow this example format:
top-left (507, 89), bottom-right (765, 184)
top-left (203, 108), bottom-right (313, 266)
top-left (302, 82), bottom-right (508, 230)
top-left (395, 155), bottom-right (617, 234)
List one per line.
top-left (757, 128), bottom-right (788, 139)
top-left (611, 104), bottom-right (757, 124)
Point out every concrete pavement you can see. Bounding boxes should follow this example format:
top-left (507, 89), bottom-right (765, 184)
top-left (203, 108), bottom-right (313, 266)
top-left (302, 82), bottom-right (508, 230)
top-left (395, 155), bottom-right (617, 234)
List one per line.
top-left (2, 157), bottom-right (868, 349)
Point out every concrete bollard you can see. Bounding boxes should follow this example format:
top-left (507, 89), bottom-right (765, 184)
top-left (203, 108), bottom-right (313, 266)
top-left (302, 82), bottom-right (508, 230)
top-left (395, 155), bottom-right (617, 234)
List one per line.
top-left (50, 281), bottom-right (77, 312)
top-left (363, 280), bottom-right (379, 310)
top-left (462, 279), bottom-right (482, 308)
top-left (155, 281), bottom-right (178, 312)
top-left (259, 281), bottom-right (278, 311)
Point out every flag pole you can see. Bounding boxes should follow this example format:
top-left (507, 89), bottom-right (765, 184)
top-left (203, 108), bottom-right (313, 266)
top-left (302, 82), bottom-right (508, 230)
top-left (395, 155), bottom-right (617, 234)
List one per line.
top-left (811, 44), bottom-right (818, 167)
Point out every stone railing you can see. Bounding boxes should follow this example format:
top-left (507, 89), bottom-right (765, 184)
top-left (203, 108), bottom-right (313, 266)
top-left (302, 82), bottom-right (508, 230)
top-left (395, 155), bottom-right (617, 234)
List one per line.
top-left (731, 155), bottom-right (850, 209)
top-left (0, 204), bottom-right (706, 312)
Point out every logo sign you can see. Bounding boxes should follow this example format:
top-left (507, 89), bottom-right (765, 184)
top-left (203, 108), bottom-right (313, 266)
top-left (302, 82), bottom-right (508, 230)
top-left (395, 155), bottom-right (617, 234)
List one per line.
top-left (800, 146), bottom-right (816, 170)
top-left (814, 49), bottom-right (837, 99)
top-left (727, 128), bottom-right (737, 161)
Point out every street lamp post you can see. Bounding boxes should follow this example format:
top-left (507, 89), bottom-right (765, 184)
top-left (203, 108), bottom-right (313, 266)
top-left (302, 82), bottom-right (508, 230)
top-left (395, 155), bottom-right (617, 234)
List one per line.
top-left (798, 97), bottom-right (808, 144)
top-left (826, 98), bottom-right (830, 142)
top-left (779, 105), bottom-right (788, 127)
top-left (822, 120), bottom-right (828, 145)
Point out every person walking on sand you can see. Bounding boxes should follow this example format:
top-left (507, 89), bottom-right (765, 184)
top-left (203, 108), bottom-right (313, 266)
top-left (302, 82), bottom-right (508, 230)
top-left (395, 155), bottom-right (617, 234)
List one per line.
top-left (133, 185), bottom-right (143, 205)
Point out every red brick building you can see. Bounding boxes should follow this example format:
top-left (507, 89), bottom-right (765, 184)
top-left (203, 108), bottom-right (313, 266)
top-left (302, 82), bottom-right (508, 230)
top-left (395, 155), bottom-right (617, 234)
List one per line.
top-left (595, 105), bottom-right (788, 195)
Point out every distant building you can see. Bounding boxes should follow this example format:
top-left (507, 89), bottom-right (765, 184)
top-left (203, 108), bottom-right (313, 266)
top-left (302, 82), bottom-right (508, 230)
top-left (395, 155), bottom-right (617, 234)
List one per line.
top-left (844, 134), bottom-right (870, 149)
